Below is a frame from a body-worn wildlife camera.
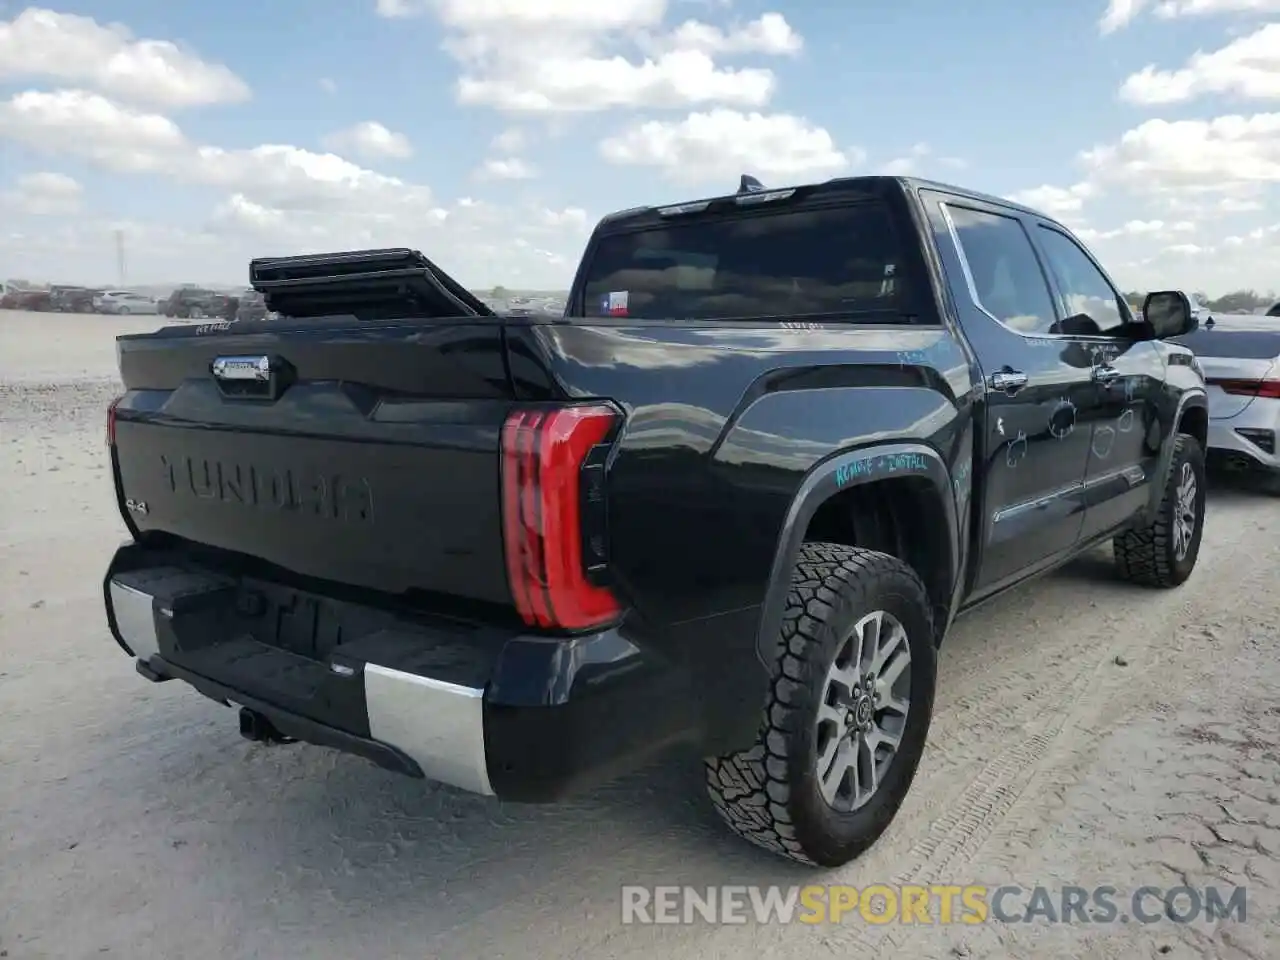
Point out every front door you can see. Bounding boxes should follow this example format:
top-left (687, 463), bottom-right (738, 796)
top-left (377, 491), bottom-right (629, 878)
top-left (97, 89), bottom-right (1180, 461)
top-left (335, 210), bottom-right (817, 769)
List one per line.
top-left (922, 194), bottom-right (1102, 594)
top-left (1029, 224), bottom-right (1166, 539)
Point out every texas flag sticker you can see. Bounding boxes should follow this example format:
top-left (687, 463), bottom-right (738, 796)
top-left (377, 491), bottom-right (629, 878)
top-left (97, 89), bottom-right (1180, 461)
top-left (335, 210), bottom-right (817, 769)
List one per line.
top-left (601, 290), bottom-right (629, 316)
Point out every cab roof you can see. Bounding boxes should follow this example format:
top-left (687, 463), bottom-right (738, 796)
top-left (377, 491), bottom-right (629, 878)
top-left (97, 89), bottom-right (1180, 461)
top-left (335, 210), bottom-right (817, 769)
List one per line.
top-left (595, 174), bottom-right (1054, 230)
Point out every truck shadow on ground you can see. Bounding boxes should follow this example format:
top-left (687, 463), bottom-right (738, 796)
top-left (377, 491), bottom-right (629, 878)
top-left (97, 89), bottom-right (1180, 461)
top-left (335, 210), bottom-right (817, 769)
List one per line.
top-left (1053, 482), bottom-right (1264, 588)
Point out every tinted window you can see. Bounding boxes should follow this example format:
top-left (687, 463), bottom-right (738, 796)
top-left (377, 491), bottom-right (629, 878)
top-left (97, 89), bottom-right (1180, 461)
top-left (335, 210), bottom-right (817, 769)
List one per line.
top-left (580, 203), bottom-right (910, 320)
top-left (1266, 302), bottom-right (1280, 317)
top-left (1036, 227), bottom-right (1127, 335)
top-left (945, 205), bottom-right (1057, 335)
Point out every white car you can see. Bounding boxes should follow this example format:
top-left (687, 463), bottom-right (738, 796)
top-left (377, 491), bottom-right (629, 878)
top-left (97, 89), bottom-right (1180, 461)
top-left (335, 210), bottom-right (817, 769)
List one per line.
top-left (95, 290), bottom-right (159, 315)
top-left (1177, 312), bottom-right (1280, 491)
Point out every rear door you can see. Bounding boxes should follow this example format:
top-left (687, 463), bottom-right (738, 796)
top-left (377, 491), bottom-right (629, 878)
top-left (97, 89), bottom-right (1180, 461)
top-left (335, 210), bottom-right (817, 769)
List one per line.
top-left (921, 192), bottom-right (1099, 593)
top-left (1029, 224), bottom-right (1166, 539)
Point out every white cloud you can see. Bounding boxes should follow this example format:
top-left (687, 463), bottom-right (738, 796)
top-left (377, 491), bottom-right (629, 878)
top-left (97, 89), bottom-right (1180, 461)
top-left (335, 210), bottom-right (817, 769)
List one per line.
top-left (1077, 218), bottom-right (1197, 242)
top-left (663, 13), bottom-right (803, 56)
top-left (377, 1), bottom-right (798, 114)
top-left (476, 157), bottom-right (535, 179)
top-left (0, 86), bottom-right (588, 286)
top-left (491, 127), bottom-right (526, 152)
top-left (0, 89), bottom-right (430, 215)
top-left (1007, 111), bottom-right (1280, 293)
top-left (1099, 0), bottom-right (1149, 34)
top-left (321, 121), bottom-right (414, 160)
top-left (1081, 113), bottom-right (1280, 190)
top-left (599, 109), bottom-right (851, 182)
top-left (1119, 24), bottom-right (1280, 104)
top-left (1153, 0), bottom-right (1280, 19)
top-left (1, 190), bottom-right (596, 288)
top-left (1, 171), bottom-right (82, 215)
top-left (0, 7), bottom-right (249, 108)
top-left (0, 89), bottom-right (188, 172)
top-left (457, 49), bottom-right (776, 113)
top-left (381, 0), bottom-right (669, 32)
top-left (375, 0), bottom-right (420, 16)
top-left (1005, 182), bottom-right (1097, 216)
top-left (877, 142), bottom-right (933, 175)
top-left (1099, 0), bottom-right (1280, 33)
top-left (319, 77), bottom-right (337, 94)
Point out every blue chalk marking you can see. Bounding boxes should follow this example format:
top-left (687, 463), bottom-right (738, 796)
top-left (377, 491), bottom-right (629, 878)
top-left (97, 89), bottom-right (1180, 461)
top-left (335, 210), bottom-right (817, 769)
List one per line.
top-left (836, 452), bottom-right (930, 487)
top-left (896, 339), bottom-right (957, 368)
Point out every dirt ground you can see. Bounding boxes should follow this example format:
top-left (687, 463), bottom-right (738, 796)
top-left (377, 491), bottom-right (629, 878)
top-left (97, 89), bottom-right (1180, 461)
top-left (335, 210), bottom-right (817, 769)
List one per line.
top-left (1, 311), bottom-right (1277, 960)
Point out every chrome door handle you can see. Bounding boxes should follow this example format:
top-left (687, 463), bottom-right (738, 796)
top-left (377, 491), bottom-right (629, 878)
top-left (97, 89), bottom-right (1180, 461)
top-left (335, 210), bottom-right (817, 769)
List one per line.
top-left (1093, 365), bottom-right (1121, 384)
top-left (989, 369), bottom-right (1028, 393)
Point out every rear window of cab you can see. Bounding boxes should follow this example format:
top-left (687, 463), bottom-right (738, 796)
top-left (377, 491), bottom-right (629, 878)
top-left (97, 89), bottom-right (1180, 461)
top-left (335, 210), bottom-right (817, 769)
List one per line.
top-left (580, 202), bottom-right (910, 321)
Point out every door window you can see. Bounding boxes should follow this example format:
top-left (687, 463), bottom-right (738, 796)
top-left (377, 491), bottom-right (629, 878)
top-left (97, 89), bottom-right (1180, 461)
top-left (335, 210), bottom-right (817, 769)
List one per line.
top-left (1035, 227), bottom-right (1128, 335)
top-left (944, 205), bottom-right (1057, 335)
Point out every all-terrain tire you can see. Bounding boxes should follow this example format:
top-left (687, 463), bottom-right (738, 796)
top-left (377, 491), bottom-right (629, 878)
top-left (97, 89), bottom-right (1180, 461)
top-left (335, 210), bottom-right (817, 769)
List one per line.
top-left (1114, 433), bottom-right (1206, 588)
top-left (704, 542), bottom-right (937, 867)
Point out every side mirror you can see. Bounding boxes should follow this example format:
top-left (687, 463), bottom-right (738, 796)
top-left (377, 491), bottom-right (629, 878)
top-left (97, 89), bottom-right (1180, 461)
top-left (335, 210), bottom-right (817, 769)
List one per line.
top-left (1142, 290), bottom-right (1196, 339)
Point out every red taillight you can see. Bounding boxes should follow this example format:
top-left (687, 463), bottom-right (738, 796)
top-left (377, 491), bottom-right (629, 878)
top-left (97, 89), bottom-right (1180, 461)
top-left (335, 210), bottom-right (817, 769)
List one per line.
top-left (501, 403), bottom-right (622, 631)
top-left (107, 395), bottom-right (122, 446)
top-left (1207, 378), bottom-right (1280, 399)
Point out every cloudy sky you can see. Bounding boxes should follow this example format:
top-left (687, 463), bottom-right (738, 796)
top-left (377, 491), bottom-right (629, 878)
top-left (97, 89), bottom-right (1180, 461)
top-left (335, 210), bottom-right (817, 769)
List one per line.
top-left (0, 1), bottom-right (1277, 293)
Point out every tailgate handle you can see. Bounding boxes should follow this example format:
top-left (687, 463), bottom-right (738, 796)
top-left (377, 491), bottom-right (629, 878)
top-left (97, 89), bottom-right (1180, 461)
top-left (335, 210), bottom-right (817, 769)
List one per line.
top-left (1092, 365), bottom-right (1121, 385)
top-left (210, 354), bottom-right (294, 400)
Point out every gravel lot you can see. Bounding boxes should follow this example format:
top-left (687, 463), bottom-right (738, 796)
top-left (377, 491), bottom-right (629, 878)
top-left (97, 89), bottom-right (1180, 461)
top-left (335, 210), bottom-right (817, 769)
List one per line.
top-left (2, 311), bottom-right (1277, 959)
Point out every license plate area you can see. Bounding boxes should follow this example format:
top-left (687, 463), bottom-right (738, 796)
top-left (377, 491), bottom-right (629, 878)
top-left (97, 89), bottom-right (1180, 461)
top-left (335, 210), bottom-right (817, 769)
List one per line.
top-left (237, 579), bottom-right (389, 663)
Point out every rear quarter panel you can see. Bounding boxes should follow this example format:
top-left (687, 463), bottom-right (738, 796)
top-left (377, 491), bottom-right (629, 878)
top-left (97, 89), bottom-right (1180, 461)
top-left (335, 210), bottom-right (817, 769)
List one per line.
top-left (506, 318), bottom-right (980, 753)
top-left (508, 320), bottom-right (978, 629)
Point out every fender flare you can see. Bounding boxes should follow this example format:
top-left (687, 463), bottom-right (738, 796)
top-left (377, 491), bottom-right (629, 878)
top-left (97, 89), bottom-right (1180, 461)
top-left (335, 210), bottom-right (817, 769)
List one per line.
top-left (1146, 389), bottom-right (1208, 516)
top-left (753, 441), bottom-right (960, 666)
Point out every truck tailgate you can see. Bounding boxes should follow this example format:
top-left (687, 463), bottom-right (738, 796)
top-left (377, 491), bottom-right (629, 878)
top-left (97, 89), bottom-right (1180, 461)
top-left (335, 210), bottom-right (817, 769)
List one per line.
top-left (110, 318), bottom-right (517, 606)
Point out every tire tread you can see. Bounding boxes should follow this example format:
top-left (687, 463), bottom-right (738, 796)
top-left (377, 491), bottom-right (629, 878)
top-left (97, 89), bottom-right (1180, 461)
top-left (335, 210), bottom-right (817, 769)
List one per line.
top-left (704, 541), bottom-right (931, 866)
top-left (1114, 433), bottom-right (1202, 588)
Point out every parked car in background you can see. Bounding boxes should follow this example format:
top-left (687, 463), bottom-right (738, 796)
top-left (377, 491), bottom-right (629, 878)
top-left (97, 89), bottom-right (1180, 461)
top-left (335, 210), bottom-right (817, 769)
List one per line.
top-left (1174, 312), bottom-right (1280, 491)
top-left (235, 290), bottom-right (270, 322)
top-left (2, 287), bottom-right (53, 311)
top-left (1189, 293), bottom-right (1212, 323)
top-left (161, 287), bottom-right (227, 319)
top-left (94, 290), bottom-right (159, 315)
top-left (49, 285), bottom-right (101, 313)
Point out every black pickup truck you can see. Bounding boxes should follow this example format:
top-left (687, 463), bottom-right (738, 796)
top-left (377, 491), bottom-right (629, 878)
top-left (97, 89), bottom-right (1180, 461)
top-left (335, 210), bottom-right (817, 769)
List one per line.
top-left (102, 175), bottom-right (1209, 868)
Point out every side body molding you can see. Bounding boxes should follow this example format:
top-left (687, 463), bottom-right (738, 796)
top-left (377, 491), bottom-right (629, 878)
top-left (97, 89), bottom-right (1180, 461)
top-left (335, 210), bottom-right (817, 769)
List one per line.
top-left (753, 441), bottom-right (960, 667)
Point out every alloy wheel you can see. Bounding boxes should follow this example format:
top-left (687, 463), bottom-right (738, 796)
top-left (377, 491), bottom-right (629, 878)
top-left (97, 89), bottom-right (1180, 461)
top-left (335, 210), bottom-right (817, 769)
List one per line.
top-left (1173, 461), bottom-right (1197, 561)
top-left (815, 609), bottom-right (912, 813)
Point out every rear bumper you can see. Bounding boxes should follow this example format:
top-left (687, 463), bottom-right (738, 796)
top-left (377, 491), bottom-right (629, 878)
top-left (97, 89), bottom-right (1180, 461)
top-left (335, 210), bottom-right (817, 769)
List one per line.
top-left (104, 545), bottom-right (697, 801)
top-left (1206, 397), bottom-right (1280, 471)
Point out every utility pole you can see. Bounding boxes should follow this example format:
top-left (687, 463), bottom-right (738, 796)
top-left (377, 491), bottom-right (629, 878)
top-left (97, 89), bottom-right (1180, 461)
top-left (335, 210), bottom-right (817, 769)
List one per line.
top-left (114, 229), bottom-right (126, 285)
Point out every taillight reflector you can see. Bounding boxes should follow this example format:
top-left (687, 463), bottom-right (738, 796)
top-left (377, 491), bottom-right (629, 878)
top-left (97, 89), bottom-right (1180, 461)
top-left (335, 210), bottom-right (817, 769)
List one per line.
top-left (107, 395), bottom-right (123, 446)
top-left (501, 403), bottom-right (621, 631)
top-left (1207, 378), bottom-right (1280, 399)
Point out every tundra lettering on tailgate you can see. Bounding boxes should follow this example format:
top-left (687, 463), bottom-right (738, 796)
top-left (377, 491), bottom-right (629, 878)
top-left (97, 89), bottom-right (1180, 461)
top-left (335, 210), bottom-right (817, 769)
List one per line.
top-left (160, 454), bottom-right (374, 522)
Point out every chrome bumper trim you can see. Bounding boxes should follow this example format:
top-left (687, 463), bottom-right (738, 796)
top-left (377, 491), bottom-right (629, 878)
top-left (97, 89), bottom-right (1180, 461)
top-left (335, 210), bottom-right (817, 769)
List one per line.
top-left (109, 580), bottom-right (161, 662)
top-left (363, 663), bottom-right (493, 796)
